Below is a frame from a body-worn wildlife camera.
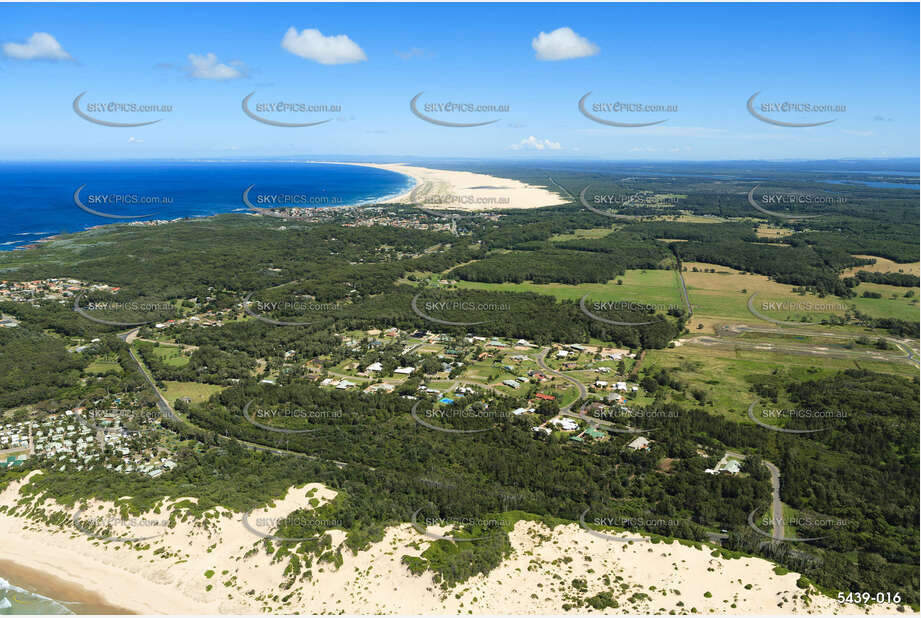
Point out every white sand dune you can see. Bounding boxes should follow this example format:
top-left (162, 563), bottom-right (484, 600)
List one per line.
top-left (0, 476), bottom-right (905, 615)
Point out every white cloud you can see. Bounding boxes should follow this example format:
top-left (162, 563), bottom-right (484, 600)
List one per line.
top-left (531, 27), bottom-right (598, 61)
top-left (281, 27), bottom-right (367, 65)
top-left (510, 136), bottom-right (562, 151)
top-left (187, 53), bottom-right (245, 80)
top-left (2, 32), bottom-right (72, 61)
top-left (128, 136), bottom-right (144, 144)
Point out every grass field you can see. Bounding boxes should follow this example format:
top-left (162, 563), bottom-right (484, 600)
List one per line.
top-left (151, 345), bottom-right (191, 367)
top-left (455, 268), bottom-right (686, 309)
top-left (642, 344), bottom-right (916, 422)
top-left (846, 282), bottom-right (920, 321)
top-left (683, 262), bottom-right (919, 323)
top-left (85, 356), bottom-right (122, 374)
top-left (841, 255), bottom-right (920, 277)
top-left (162, 381), bottom-right (225, 405)
top-left (548, 227), bottom-right (616, 242)
top-left (755, 224), bottom-right (794, 239)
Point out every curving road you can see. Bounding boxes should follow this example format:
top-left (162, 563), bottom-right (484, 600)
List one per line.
top-left (535, 347), bottom-right (587, 411)
top-left (762, 459), bottom-right (784, 543)
top-left (745, 293), bottom-right (918, 367)
top-left (118, 328), bottom-right (358, 469)
top-left (726, 450), bottom-right (783, 543)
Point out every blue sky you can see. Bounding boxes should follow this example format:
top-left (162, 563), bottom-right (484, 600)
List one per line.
top-left (1, 2), bottom-right (918, 160)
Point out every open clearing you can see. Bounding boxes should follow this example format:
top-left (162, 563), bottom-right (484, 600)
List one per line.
top-left (842, 255), bottom-right (920, 276)
top-left (455, 268), bottom-right (685, 308)
top-left (151, 346), bottom-right (191, 367)
top-left (683, 261), bottom-right (918, 323)
top-left (161, 381), bottom-right (225, 405)
top-left (644, 344), bottom-right (916, 422)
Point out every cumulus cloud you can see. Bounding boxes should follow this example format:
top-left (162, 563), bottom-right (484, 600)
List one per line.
top-left (128, 136), bottom-right (144, 144)
top-left (187, 53), bottom-right (245, 80)
top-left (510, 136), bottom-right (562, 151)
top-left (281, 27), bottom-right (367, 64)
top-left (531, 27), bottom-right (598, 61)
top-left (2, 32), bottom-right (72, 61)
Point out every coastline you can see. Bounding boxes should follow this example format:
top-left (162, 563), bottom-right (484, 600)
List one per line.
top-left (317, 161), bottom-right (568, 210)
top-left (0, 560), bottom-right (134, 615)
top-left (0, 476), bottom-right (905, 616)
top-left (1, 161), bottom-right (565, 254)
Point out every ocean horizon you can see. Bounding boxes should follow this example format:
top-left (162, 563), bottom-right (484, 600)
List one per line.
top-left (0, 161), bottom-right (415, 251)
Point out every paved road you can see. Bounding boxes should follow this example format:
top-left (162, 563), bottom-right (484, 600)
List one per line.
top-left (688, 333), bottom-right (915, 365)
top-left (134, 337), bottom-right (199, 352)
top-left (675, 265), bottom-right (693, 317)
top-left (744, 293), bottom-right (919, 367)
top-left (119, 328), bottom-right (359, 469)
top-left (119, 329), bottom-right (177, 422)
top-left (725, 450), bottom-right (783, 543)
top-left (535, 347), bottom-right (587, 411)
top-left (762, 459), bottom-right (784, 543)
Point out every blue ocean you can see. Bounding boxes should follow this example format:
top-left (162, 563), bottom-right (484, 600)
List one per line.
top-left (0, 161), bottom-right (415, 251)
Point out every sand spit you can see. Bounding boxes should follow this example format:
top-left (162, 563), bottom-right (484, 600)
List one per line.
top-left (322, 162), bottom-right (568, 211)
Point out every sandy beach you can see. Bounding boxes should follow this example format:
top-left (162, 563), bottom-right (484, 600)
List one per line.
top-left (0, 474), bottom-right (906, 615)
top-left (0, 560), bottom-right (135, 615)
top-left (323, 162), bottom-right (568, 211)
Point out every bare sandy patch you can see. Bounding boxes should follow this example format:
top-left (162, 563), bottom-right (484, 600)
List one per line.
top-left (0, 476), bottom-right (906, 615)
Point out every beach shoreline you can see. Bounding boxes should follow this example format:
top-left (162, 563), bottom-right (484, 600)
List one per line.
top-left (0, 560), bottom-right (135, 615)
top-left (0, 475), bottom-right (906, 616)
top-left (2, 161), bottom-right (566, 253)
top-left (317, 161), bottom-right (568, 210)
